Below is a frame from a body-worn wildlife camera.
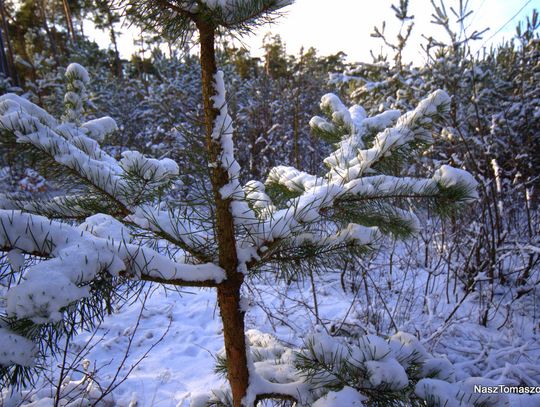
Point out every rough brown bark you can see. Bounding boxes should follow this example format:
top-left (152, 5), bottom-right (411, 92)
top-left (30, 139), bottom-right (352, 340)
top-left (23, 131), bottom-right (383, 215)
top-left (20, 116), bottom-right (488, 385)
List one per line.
top-left (217, 280), bottom-right (249, 407)
top-left (197, 18), bottom-right (250, 407)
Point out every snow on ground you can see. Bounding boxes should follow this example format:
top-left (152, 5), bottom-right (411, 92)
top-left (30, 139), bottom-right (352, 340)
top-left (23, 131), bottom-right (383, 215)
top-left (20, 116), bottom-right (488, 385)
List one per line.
top-left (5, 241), bottom-right (540, 406)
top-left (71, 286), bottom-right (224, 406)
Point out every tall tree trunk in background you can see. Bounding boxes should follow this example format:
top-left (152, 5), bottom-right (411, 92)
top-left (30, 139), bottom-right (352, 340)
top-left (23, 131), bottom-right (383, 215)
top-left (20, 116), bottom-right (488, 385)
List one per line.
top-left (0, 0), bottom-right (18, 85)
top-left (38, 0), bottom-right (60, 65)
top-left (106, 7), bottom-right (122, 78)
top-left (138, 30), bottom-right (148, 94)
top-left (196, 18), bottom-right (249, 407)
top-left (0, 28), bottom-right (9, 77)
top-left (293, 89), bottom-right (300, 168)
top-left (61, 0), bottom-right (76, 45)
top-left (79, 15), bottom-right (84, 36)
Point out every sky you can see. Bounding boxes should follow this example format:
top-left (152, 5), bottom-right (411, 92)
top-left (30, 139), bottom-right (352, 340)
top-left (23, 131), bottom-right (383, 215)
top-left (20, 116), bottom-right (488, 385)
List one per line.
top-left (91, 0), bottom-right (538, 64)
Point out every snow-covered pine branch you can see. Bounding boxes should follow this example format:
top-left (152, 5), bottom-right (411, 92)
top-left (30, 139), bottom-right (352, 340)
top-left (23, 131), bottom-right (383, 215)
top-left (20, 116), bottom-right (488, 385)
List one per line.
top-left (0, 210), bottom-right (224, 369)
top-left (0, 65), bottom-right (230, 384)
top-left (0, 67), bottom-right (213, 261)
top-left (315, 90), bottom-right (452, 182)
top-left (127, 205), bottom-right (215, 262)
top-left (0, 65), bottom-right (227, 258)
top-left (198, 0), bottom-right (294, 29)
top-left (0, 95), bottom-right (214, 255)
top-left (0, 91), bottom-right (179, 214)
top-left (62, 63), bottom-right (90, 124)
top-left (236, 91), bottom-right (478, 266)
top-left (120, 0), bottom-right (294, 37)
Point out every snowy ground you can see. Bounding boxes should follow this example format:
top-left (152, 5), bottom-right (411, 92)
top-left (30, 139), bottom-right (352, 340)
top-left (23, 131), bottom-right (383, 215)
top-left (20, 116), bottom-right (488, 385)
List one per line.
top-left (3, 243), bottom-right (540, 406)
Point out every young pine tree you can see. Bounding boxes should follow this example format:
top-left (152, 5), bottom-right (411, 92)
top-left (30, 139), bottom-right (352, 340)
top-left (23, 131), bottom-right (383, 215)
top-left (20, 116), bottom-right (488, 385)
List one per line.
top-left (0, 2), bottom-right (478, 406)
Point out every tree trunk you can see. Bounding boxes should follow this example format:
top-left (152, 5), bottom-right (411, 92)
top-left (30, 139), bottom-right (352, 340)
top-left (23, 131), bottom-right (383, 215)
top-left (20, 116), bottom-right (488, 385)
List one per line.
top-left (61, 0), bottom-right (76, 45)
top-left (106, 8), bottom-right (122, 78)
top-left (0, 0), bottom-right (18, 86)
top-left (38, 0), bottom-right (60, 65)
top-left (197, 18), bottom-right (250, 407)
top-left (293, 89), bottom-right (300, 169)
top-left (0, 21), bottom-right (9, 77)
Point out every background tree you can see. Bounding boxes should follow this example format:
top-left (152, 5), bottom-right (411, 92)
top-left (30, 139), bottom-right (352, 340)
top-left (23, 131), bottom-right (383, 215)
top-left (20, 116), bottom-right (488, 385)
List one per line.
top-left (91, 0), bottom-right (123, 77)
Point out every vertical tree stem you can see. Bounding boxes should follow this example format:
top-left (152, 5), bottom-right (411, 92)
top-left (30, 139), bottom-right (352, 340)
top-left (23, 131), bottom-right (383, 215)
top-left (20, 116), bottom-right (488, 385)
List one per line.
top-left (197, 18), bottom-right (250, 407)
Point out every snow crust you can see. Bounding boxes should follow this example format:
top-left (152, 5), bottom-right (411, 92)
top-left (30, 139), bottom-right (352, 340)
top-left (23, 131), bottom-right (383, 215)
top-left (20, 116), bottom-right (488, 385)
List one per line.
top-left (6, 248), bottom-right (25, 271)
top-left (365, 358), bottom-right (408, 389)
top-left (79, 213), bottom-right (132, 242)
top-left (242, 330), bottom-right (309, 406)
top-left (312, 387), bottom-right (366, 406)
top-left (3, 263), bottom-right (535, 406)
top-left (320, 93), bottom-right (357, 131)
top-left (0, 328), bottom-right (36, 367)
top-left (0, 94), bottom-right (57, 127)
top-left (267, 166), bottom-right (322, 192)
top-left (243, 181), bottom-right (276, 218)
top-left (120, 150), bottom-right (179, 181)
top-left (212, 70), bottom-right (243, 200)
top-left (65, 63), bottom-right (90, 84)
top-left (433, 165), bottom-right (479, 199)
top-left (81, 116), bottom-right (117, 142)
top-left (210, 71), bottom-right (265, 271)
top-left (127, 205), bottom-right (211, 250)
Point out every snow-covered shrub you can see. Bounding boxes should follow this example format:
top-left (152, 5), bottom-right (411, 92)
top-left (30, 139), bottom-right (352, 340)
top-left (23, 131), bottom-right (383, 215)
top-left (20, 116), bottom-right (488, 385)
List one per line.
top-left (331, 4), bottom-right (539, 331)
top-left (204, 329), bottom-right (508, 406)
